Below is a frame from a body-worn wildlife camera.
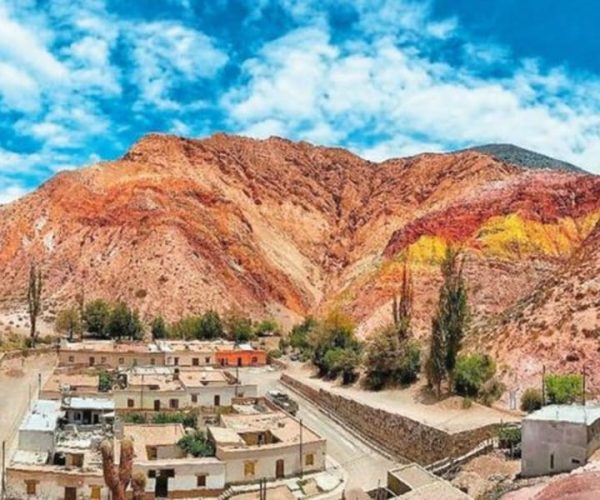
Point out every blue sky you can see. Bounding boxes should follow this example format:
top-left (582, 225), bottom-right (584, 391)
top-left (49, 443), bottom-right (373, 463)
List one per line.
top-left (1, 0), bottom-right (599, 203)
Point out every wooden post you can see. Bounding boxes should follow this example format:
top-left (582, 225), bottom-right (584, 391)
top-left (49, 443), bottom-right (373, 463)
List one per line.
top-left (542, 365), bottom-right (546, 406)
top-left (2, 440), bottom-right (6, 499)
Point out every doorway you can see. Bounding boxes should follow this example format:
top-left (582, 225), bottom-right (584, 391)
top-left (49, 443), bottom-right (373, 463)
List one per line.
top-left (276, 459), bottom-right (285, 479)
top-left (65, 487), bottom-right (77, 500)
top-left (154, 399), bottom-right (161, 411)
top-left (214, 395), bottom-right (221, 406)
top-left (155, 471), bottom-right (169, 498)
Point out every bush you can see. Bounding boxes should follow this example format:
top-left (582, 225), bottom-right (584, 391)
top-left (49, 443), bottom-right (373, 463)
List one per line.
top-left (480, 379), bottom-right (506, 406)
top-left (498, 426), bottom-right (521, 449)
top-left (289, 316), bottom-right (317, 352)
top-left (454, 353), bottom-right (496, 397)
top-left (545, 374), bottom-right (583, 404)
top-left (520, 388), bottom-right (543, 413)
top-left (98, 370), bottom-right (113, 392)
top-left (177, 431), bottom-right (214, 457)
top-left (364, 326), bottom-right (421, 390)
top-left (268, 349), bottom-right (282, 360)
top-left (152, 412), bottom-right (197, 429)
top-left (150, 316), bottom-right (168, 340)
top-left (83, 299), bottom-right (112, 336)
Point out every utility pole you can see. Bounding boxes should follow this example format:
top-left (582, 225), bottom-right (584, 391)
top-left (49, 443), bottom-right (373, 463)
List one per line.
top-left (542, 365), bottom-right (546, 406)
top-left (2, 440), bottom-right (6, 500)
top-left (140, 372), bottom-right (144, 411)
top-left (299, 418), bottom-right (304, 478)
top-left (583, 364), bottom-right (587, 406)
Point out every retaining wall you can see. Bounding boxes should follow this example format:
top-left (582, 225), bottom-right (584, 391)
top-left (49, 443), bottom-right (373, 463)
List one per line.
top-left (281, 373), bottom-right (500, 465)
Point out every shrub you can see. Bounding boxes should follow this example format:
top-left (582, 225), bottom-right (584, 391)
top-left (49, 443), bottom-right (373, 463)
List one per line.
top-left (545, 374), bottom-right (583, 404)
top-left (150, 316), bottom-right (168, 340)
top-left (454, 353), bottom-right (496, 397)
top-left (289, 316), bottom-right (317, 352)
top-left (268, 349), bottom-right (282, 360)
top-left (83, 299), bottom-right (112, 336)
top-left (364, 327), bottom-right (421, 390)
top-left (98, 370), bottom-right (113, 392)
top-left (520, 388), bottom-right (543, 413)
top-left (152, 412), bottom-right (197, 429)
top-left (480, 379), bottom-right (506, 406)
top-left (498, 426), bottom-right (521, 449)
top-left (177, 431), bottom-right (214, 457)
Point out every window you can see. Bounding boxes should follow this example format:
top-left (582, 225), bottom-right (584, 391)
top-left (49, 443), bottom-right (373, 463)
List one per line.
top-left (572, 458), bottom-right (581, 465)
top-left (150, 358), bottom-right (156, 366)
top-left (169, 399), bottom-right (179, 409)
top-left (192, 357), bottom-right (199, 366)
top-left (65, 487), bottom-right (77, 500)
top-left (74, 412), bottom-right (82, 421)
top-left (197, 474), bottom-right (207, 487)
top-left (147, 446), bottom-right (157, 460)
top-left (305, 453), bottom-right (315, 466)
top-left (148, 470), bottom-right (156, 478)
top-left (550, 453), bottom-right (555, 469)
top-left (191, 394), bottom-right (198, 403)
top-left (70, 453), bottom-right (84, 467)
top-left (214, 395), bottom-right (220, 406)
top-left (127, 399), bottom-right (134, 408)
top-left (174, 357), bottom-right (179, 366)
top-left (90, 486), bottom-right (101, 500)
top-left (244, 461), bottom-right (255, 477)
top-left (25, 480), bottom-right (37, 495)
top-left (68, 356), bottom-right (74, 363)
top-left (118, 357), bottom-right (124, 365)
top-left (89, 356), bottom-right (95, 366)
top-left (205, 357), bottom-right (211, 364)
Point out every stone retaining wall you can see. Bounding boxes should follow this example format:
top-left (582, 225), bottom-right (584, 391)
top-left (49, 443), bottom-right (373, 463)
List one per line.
top-left (281, 373), bottom-right (500, 465)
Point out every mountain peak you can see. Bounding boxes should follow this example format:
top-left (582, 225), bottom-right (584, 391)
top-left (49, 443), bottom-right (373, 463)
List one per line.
top-left (465, 143), bottom-right (586, 174)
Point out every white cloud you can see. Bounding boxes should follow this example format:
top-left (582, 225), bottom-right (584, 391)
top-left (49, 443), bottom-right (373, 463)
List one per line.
top-left (128, 21), bottom-right (228, 109)
top-left (0, 183), bottom-right (28, 204)
top-left (224, 22), bottom-right (600, 172)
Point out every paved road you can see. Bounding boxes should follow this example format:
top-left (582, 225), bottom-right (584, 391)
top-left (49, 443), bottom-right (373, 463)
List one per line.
top-left (235, 367), bottom-right (397, 491)
top-left (0, 352), bottom-right (57, 495)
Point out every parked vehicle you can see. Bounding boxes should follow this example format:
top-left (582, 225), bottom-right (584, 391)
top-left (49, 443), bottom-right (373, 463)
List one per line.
top-left (267, 390), bottom-right (299, 416)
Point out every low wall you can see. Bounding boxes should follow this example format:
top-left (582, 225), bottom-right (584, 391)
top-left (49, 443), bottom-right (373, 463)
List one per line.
top-left (281, 374), bottom-right (499, 465)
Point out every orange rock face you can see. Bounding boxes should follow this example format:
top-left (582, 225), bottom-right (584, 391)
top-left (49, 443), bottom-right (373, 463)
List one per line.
top-left (0, 133), bottom-right (598, 360)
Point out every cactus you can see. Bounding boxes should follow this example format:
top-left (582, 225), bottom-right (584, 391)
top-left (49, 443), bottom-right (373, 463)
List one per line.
top-left (100, 437), bottom-right (136, 500)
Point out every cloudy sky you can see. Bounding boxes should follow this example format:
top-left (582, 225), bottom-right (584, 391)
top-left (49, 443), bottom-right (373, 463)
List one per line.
top-left (1, 0), bottom-right (600, 203)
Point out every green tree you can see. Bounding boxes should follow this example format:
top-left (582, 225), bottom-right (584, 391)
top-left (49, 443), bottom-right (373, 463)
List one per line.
top-left (55, 307), bottom-right (82, 341)
top-left (427, 316), bottom-right (446, 399)
top-left (364, 325), bottom-right (421, 390)
top-left (432, 248), bottom-right (469, 393)
top-left (27, 262), bottom-right (43, 346)
top-left (392, 261), bottom-right (413, 340)
top-left (224, 309), bottom-right (254, 343)
top-left (177, 431), bottom-right (214, 457)
top-left (105, 302), bottom-right (142, 340)
top-left (84, 299), bottom-right (112, 336)
top-left (545, 374), bottom-right (583, 404)
top-left (289, 316), bottom-right (317, 352)
top-left (150, 316), bottom-right (168, 340)
top-left (255, 319), bottom-right (280, 337)
top-left (98, 370), bottom-right (113, 392)
top-left (453, 353), bottom-right (496, 397)
top-left (198, 310), bottom-right (224, 339)
top-left (520, 388), bottom-right (543, 413)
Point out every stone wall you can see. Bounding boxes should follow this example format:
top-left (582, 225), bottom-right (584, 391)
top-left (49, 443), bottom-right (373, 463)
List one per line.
top-left (281, 373), bottom-right (499, 465)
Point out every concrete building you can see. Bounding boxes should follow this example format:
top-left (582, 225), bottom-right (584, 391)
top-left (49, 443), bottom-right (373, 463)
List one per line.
top-left (40, 371), bottom-right (101, 400)
top-left (125, 423), bottom-right (226, 497)
top-left (17, 400), bottom-right (63, 455)
top-left (521, 405), bottom-right (600, 477)
top-left (215, 343), bottom-right (267, 368)
top-left (385, 463), bottom-right (471, 499)
top-left (209, 399), bottom-right (326, 484)
top-left (8, 399), bottom-right (110, 500)
top-left (114, 366), bottom-right (257, 411)
top-left (59, 340), bottom-right (163, 368)
top-left (62, 396), bottom-right (115, 426)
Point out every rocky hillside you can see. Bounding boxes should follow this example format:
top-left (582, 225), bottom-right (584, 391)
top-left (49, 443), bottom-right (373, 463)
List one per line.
top-left (0, 133), bottom-right (598, 350)
top-left (477, 218), bottom-right (600, 389)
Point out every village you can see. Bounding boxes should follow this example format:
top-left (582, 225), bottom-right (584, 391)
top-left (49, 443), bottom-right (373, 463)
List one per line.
top-left (0, 332), bottom-right (599, 500)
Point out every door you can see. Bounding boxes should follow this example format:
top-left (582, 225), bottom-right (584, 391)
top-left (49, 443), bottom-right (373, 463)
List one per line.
top-left (237, 357), bottom-right (242, 367)
top-left (154, 399), bottom-right (161, 411)
top-left (276, 459), bottom-right (285, 479)
top-left (155, 471), bottom-right (169, 498)
top-left (214, 395), bottom-right (220, 406)
top-left (89, 356), bottom-right (95, 366)
top-left (65, 487), bottom-right (77, 500)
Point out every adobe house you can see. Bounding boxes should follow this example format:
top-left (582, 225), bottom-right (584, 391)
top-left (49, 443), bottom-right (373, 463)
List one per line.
top-left (521, 405), bottom-right (600, 477)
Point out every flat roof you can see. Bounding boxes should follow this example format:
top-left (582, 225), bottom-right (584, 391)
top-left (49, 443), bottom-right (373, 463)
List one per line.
top-left (398, 481), bottom-right (471, 499)
top-left (63, 397), bottom-right (115, 411)
top-left (124, 423), bottom-right (186, 460)
top-left (19, 400), bottom-right (63, 432)
top-left (179, 370), bottom-right (230, 387)
top-left (525, 405), bottom-right (600, 425)
top-left (219, 412), bottom-right (322, 446)
top-left (61, 340), bottom-right (160, 353)
top-left (125, 373), bottom-right (183, 392)
top-left (389, 463), bottom-right (437, 489)
top-left (11, 450), bottom-right (49, 466)
top-left (43, 373), bottom-right (99, 393)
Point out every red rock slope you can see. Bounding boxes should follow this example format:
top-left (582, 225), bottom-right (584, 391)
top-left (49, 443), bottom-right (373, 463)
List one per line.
top-left (0, 133), bottom-right (598, 340)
